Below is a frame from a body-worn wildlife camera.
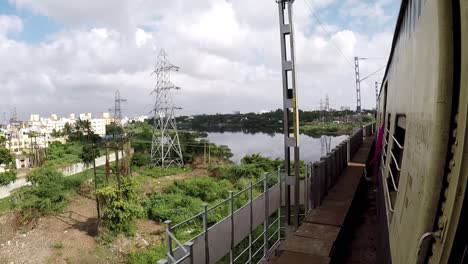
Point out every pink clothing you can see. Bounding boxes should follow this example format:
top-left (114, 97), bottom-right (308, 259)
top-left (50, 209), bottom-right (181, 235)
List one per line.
top-left (371, 125), bottom-right (385, 165)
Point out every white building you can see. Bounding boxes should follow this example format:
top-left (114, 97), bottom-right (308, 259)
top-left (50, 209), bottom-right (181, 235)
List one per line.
top-left (5, 127), bottom-right (49, 155)
top-left (91, 119), bottom-right (107, 137)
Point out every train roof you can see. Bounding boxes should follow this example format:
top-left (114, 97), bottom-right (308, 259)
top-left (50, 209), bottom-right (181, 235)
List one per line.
top-left (380, 0), bottom-right (409, 93)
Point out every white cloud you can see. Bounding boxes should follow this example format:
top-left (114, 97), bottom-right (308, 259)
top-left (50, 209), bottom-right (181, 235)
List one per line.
top-left (0, 0), bottom-right (396, 119)
top-left (0, 15), bottom-right (23, 36)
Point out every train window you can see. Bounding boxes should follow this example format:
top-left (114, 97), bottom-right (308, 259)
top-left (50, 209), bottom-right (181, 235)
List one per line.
top-left (388, 115), bottom-right (406, 205)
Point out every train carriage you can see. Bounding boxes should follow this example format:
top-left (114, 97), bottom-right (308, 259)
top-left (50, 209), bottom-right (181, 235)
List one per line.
top-left (376, 0), bottom-right (467, 263)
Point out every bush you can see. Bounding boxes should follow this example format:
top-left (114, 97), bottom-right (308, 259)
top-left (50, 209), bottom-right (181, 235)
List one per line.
top-left (27, 166), bottom-right (64, 185)
top-left (12, 167), bottom-right (87, 222)
top-left (216, 164), bottom-right (262, 182)
top-left (241, 154), bottom-right (282, 172)
top-left (166, 177), bottom-right (233, 203)
top-left (144, 192), bottom-right (203, 224)
top-left (102, 200), bottom-right (144, 234)
top-left (12, 176), bottom-right (68, 220)
top-left (96, 177), bottom-right (144, 236)
top-left (0, 171), bottom-right (16, 185)
top-left (131, 153), bottom-right (150, 167)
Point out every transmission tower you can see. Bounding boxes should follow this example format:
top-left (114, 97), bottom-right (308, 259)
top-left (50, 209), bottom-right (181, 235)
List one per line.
top-left (2, 112), bottom-right (6, 126)
top-left (150, 49), bottom-right (184, 168)
top-left (112, 89), bottom-right (127, 124)
top-left (354, 57), bottom-right (361, 112)
top-left (325, 94), bottom-right (330, 112)
top-left (319, 99), bottom-right (324, 122)
top-left (10, 107), bottom-right (17, 124)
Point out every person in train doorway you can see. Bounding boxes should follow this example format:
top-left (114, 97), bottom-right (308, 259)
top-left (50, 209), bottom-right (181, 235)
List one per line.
top-left (370, 124), bottom-right (385, 185)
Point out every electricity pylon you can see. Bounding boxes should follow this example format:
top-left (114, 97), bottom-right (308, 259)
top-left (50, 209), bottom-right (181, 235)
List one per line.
top-left (150, 49), bottom-right (184, 168)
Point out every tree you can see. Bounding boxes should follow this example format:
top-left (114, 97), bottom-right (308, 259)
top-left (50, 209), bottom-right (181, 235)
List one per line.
top-left (0, 147), bottom-right (13, 166)
top-left (0, 136), bottom-right (6, 146)
top-left (80, 144), bottom-right (100, 166)
top-left (106, 123), bottom-right (124, 136)
top-left (63, 122), bottom-right (73, 137)
top-left (50, 129), bottom-right (62, 138)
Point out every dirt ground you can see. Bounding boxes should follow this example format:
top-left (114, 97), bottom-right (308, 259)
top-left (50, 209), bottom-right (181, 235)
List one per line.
top-left (0, 165), bottom-right (209, 264)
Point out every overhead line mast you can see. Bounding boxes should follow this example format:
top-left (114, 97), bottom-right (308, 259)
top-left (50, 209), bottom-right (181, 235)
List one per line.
top-left (276, 0), bottom-right (300, 229)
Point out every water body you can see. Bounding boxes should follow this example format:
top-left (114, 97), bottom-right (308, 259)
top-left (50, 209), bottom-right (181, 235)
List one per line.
top-left (206, 132), bottom-right (348, 163)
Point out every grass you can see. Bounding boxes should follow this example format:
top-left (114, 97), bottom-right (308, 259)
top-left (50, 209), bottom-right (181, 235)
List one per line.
top-left (132, 165), bottom-right (190, 179)
top-left (0, 197), bottom-right (12, 214)
top-left (52, 242), bottom-right (63, 249)
top-left (301, 121), bottom-right (354, 135)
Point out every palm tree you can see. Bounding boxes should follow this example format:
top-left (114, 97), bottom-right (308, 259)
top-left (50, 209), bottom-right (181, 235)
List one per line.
top-left (63, 122), bottom-right (73, 137)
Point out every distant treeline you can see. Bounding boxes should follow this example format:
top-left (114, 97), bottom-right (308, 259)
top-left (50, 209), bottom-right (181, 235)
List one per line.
top-left (145, 109), bottom-right (375, 133)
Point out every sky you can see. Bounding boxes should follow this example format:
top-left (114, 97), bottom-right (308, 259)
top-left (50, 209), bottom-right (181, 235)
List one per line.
top-left (0, 0), bottom-right (400, 120)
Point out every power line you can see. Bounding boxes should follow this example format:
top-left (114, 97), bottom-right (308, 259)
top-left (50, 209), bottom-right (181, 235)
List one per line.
top-left (303, 0), bottom-right (355, 69)
top-left (303, 0), bottom-right (385, 105)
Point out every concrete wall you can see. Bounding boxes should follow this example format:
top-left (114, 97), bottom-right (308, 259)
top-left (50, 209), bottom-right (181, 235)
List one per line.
top-left (0, 151), bottom-right (125, 199)
top-left (59, 151), bottom-right (124, 176)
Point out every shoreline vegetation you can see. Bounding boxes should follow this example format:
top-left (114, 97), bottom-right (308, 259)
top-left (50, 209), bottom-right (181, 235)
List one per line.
top-left (174, 109), bottom-right (375, 136)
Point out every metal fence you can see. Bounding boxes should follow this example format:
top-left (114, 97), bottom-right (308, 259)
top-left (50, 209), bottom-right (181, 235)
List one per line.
top-left (158, 124), bottom-right (375, 264)
top-left (158, 169), bottom-right (285, 264)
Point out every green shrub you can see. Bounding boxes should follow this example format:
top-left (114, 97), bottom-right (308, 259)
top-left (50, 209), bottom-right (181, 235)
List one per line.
top-left (27, 166), bottom-right (64, 185)
top-left (12, 179), bottom-right (68, 220)
top-left (144, 192), bottom-right (203, 224)
top-left (167, 177), bottom-right (233, 203)
top-left (131, 153), bottom-right (150, 167)
top-left (216, 164), bottom-right (262, 182)
top-left (96, 177), bottom-right (144, 236)
top-left (102, 200), bottom-right (144, 234)
top-left (11, 166), bottom-right (88, 221)
top-left (241, 154), bottom-right (283, 172)
top-left (0, 171), bottom-right (16, 185)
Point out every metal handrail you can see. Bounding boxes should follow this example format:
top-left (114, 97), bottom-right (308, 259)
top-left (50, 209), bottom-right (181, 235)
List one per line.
top-left (390, 150), bottom-right (401, 171)
top-left (167, 231), bottom-right (188, 254)
top-left (268, 217), bottom-right (279, 229)
top-left (387, 163), bottom-right (399, 191)
top-left (382, 167), bottom-right (395, 212)
top-left (392, 135), bottom-right (404, 149)
top-left (268, 229), bottom-right (280, 241)
top-left (252, 230), bottom-right (266, 246)
top-left (251, 246), bottom-right (264, 261)
top-left (233, 243), bottom-right (250, 263)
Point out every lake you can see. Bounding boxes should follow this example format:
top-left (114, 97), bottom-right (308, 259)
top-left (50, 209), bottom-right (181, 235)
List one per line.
top-left (206, 132), bottom-right (349, 163)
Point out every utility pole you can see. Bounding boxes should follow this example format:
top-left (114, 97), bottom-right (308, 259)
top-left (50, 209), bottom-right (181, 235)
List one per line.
top-left (354, 57), bottom-right (361, 112)
top-left (150, 49), bottom-right (184, 168)
top-left (276, 0), bottom-right (300, 229)
top-left (319, 99), bottom-right (324, 122)
top-left (355, 57), bottom-right (386, 112)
